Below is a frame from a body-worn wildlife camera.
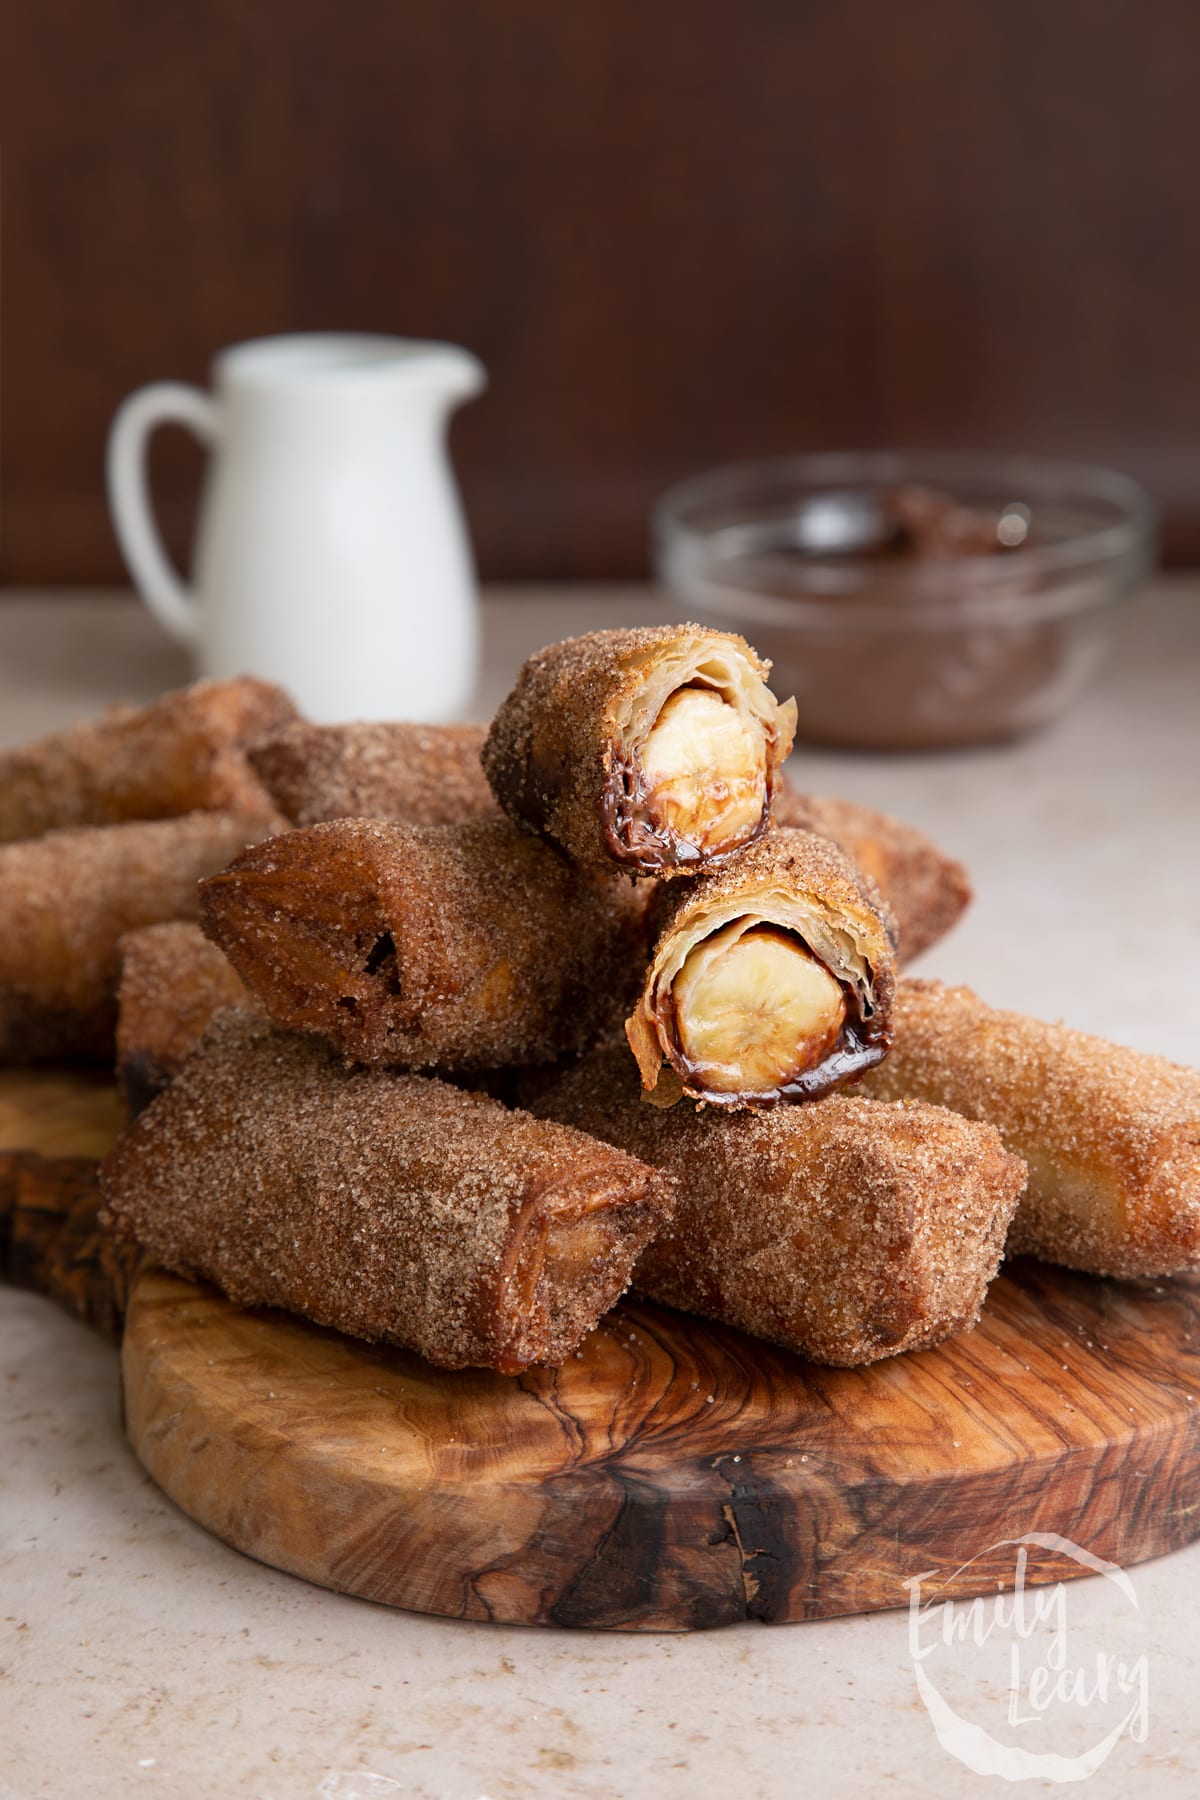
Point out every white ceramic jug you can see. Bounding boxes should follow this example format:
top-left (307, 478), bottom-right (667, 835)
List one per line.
top-left (107, 333), bottom-right (486, 721)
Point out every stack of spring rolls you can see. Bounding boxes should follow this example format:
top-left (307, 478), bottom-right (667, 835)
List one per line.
top-left (5, 628), bottom-right (1200, 1378)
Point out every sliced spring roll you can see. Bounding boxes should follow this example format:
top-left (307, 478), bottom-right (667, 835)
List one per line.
top-left (482, 626), bottom-right (797, 875)
top-left (249, 720), bottom-right (497, 828)
top-left (0, 811), bottom-right (281, 1065)
top-left (116, 922), bottom-right (253, 1113)
top-left (527, 1048), bottom-right (1025, 1366)
top-left (0, 678), bottom-right (297, 843)
top-left (200, 816), bottom-right (652, 1071)
top-left (861, 979), bottom-right (1200, 1278)
top-left (773, 788), bottom-right (972, 964)
top-left (627, 827), bottom-right (897, 1107)
top-left (100, 1013), bottom-right (677, 1373)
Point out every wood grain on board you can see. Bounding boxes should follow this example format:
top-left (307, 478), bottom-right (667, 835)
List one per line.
top-left (121, 1258), bottom-right (1200, 1632)
top-left (5, 1067), bottom-right (1200, 1631)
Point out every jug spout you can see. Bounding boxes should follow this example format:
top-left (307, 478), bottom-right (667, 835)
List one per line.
top-left (417, 343), bottom-right (487, 411)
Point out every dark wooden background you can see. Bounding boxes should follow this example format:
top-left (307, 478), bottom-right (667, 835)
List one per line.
top-left (5, 0), bottom-right (1200, 583)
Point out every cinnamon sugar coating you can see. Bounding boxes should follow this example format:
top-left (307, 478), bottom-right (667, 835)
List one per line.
top-left (628, 826), bottom-right (898, 1106)
top-left (0, 678), bottom-right (297, 843)
top-left (773, 788), bottom-right (972, 964)
top-left (200, 816), bottom-right (653, 1071)
top-left (0, 811), bottom-right (281, 1065)
top-left (527, 1047), bottom-right (1025, 1366)
top-left (481, 625), bottom-right (795, 875)
top-left (100, 1012), bottom-right (677, 1372)
top-left (249, 720), bottom-right (497, 828)
top-left (116, 922), bottom-right (253, 1112)
top-left (861, 979), bottom-right (1200, 1277)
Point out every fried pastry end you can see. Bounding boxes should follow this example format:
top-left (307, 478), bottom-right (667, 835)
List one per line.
top-left (626, 827), bottom-right (897, 1107)
top-left (100, 1012), bottom-right (676, 1373)
top-left (527, 1047), bottom-right (1025, 1366)
top-left (482, 625), bottom-right (797, 875)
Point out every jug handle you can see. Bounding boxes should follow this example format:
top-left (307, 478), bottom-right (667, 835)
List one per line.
top-left (106, 382), bottom-right (219, 649)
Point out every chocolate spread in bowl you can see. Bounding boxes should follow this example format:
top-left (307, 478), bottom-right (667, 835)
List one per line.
top-left (760, 484), bottom-right (1066, 751)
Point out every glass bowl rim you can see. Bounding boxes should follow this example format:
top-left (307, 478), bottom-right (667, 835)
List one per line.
top-left (652, 450), bottom-right (1157, 630)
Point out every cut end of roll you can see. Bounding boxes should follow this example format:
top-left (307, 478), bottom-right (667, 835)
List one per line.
top-left (625, 827), bottom-right (896, 1108)
top-left (605, 638), bottom-right (796, 873)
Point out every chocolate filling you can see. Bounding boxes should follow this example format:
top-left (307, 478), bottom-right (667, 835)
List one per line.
top-left (598, 745), bottom-right (775, 872)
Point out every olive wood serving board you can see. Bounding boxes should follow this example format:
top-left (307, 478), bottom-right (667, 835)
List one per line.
top-left (6, 1071), bottom-right (1200, 1632)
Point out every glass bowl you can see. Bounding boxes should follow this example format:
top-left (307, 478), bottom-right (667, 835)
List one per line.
top-left (652, 452), bottom-right (1156, 749)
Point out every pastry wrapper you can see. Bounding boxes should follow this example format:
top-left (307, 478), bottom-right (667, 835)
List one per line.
top-left (861, 979), bottom-right (1200, 1278)
top-left (773, 788), bottom-right (972, 964)
top-left (0, 678), bottom-right (296, 843)
top-left (116, 922), bottom-right (253, 1113)
top-left (100, 1012), bottom-right (676, 1373)
top-left (526, 1047), bottom-right (1025, 1366)
top-left (627, 827), bottom-right (897, 1106)
top-left (249, 720), bottom-right (497, 828)
top-left (200, 816), bottom-right (652, 1071)
top-left (0, 811), bottom-right (281, 1064)
top-left (482, 625), bottom-right (797, 874)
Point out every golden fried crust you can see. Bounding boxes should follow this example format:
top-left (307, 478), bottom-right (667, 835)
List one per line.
top-left (627, 826), bottom-right (898, 1106)
top-left (0, 678), bottom-right (298, 843)
top-left (199, 816), bottom-right (654, 1072)
top-left (526, 1047), bottom-right (1025, 1366)
top-left (0, 811), bottom-right (282, 1065)
top-left (773, 788), bottom-right (972, 964)
top-left (99, 1013), bottom-right (677, 1373)
top-left (481, 625), bottom-right (796, 875)
top-left (248, 721), bottom-right (498, 828)
top-left (861, 979), bottom-right (1200, 1278)
top-left (116, 922), bottom-right (253, 1112)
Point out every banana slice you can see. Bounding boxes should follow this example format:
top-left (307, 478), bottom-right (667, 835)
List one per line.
top-left (639, 688), bottom-right (767, 853)
top-left (672, 920), bottom-right (847, 1095)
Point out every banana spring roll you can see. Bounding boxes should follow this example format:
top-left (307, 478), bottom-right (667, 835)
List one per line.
top-left (627, 827), bottom-right (897, 1107)
top-left (773, 788), bottom-right (972, 964)
top-left (0, 677), bottom-right (297, 843)
top-left (249, 720), bottom-right (498, 827)
top-left (116, 922), bottom-right (253, 1112)
top-left (482, 626), bottom-right (797, 875)
top-left (0, 811), bottom-right (281, 1064)
top-left (200, 816), bottom-right (652, 1071)
top-left (100, 1012), bottom-right (677, 1373)
top-left (861, 979), bottom-right (1200, 1278)
top-left (527, 1047), bottom-right (1025, 1366)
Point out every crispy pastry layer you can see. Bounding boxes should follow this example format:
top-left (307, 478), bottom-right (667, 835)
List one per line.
top-left (116, 922), bottom-right (253, 1112)
top-left (773, 788), bottom-right (972, 964)
top-left (200, 816), bottom-right (653, 1071)
top-left (482, 625), bottom-right (797, 875)
top-left (861, 979), bottom-right (1200, 1278)
top-left (100, 1013), bottom-right (677, 1372)
top-left (0, 811), bottom-right (281, 1064)
top-left (0, 678), bottom-right (297, 843)
top-left (249, 720), bottom-right (497, 828)
top-left (627, 827), bottom-right (897, 1106)
top-left (527, 1047), bottom-right (1024, 1365)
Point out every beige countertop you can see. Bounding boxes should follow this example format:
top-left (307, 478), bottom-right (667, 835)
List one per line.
top-left (2, 582), bottom-right (1199, 1798)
